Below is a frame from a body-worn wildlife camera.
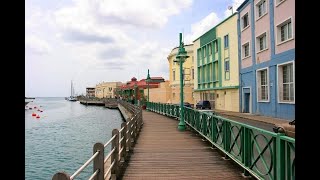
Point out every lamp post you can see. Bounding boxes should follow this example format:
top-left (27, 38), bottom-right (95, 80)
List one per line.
top-left (175, 33), bottom-right (189, 131)
top-left (146, 69), bottom-right (151, 111)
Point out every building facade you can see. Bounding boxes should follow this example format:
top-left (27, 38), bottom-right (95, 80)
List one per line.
top-left (118, 77), bottom-right (165, 104)
top-left (95, 82), bottom-right (122, 98)
top-left (144, 81), bottom-right (171, 103)
top-left (167, 44), bottom-right (195, 105)
top-left (237, 0), bottom-right (295, 120)
top-left (86, 87), bottom-right (95, 97)
top-left (193, 13), bottom-right (239, 112)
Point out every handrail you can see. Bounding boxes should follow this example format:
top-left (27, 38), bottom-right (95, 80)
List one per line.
top-left (70, 150), bottom-right (100, 179)
top-left (52, 100), bottom-right (143, 180)
top-left (147, 101), bottom-right (295, 180)
top-left (104, 134), bottom-right (116, 148)
top-left (104, 147), bottom-right (115, 163)
top-left (104, 160), bottom-right (115, 179)
top-left (88, 169), bottom-right (99, 180)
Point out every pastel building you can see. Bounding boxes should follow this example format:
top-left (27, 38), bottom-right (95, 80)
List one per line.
top-left (167, 44), bottom-right (195, 105)
top-left (95, 82), bottom-right (122, 98)
top-left (86, 87), bottom-right (95, 97)
top-left (237, 0), bottom-right (295, 120)
top-left (144, 80), bottom-right (172, 103)
top-left (193, 13), bottom-right (239, 112)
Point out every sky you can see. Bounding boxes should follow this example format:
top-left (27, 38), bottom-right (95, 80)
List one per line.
top-left (25, 0), bottom-right (245, 97)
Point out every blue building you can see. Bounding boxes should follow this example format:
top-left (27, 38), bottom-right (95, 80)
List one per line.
top-left (237, 0), bottom-right (295, 120)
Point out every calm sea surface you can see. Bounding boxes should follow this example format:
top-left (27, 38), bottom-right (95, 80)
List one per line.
top-left (25, 97), bottom-right (123, 180)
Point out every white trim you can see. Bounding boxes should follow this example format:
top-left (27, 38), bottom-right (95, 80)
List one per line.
top-left (242, 86), bottom-right (252, 113)
top-left (276, 37), bottom-right (294, 46)
top-left (241, 25), bottom-right (250, 32)
top-left (277, 60), bottom-right (295, 104)
top-left (255, 31), bottom-right (268, 53)
top-left (275, 0), bottom-right (286, 7)
top-left (241, 12), bottom-right (250, 31)
top-left (256, 67), bottom-right (270, 102)
top-left (255, 0), bottom-right (268, 21)
top-left (275, 17), bottom-right (294, 45)
top-left (241, 41), bottom-right (250, 59)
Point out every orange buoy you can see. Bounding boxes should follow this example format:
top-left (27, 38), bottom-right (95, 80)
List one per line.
top-left (32, 113), bottom-right (36, 116)
top-left (36, 115), bottom-right (40, 118)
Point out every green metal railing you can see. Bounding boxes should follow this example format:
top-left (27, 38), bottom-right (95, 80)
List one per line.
top-left (147, 102), bottom-right (295, 180)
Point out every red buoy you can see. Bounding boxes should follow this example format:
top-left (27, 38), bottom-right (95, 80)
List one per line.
top-left (32, 113), bottom-right (36, 116)
top-left (36, 115), bottom-right (40, 118)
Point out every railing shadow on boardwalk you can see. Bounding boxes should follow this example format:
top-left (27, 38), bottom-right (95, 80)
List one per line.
top-left (52, 100), bottom-right (143, 180)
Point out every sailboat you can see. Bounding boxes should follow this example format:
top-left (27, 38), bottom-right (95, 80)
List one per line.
top-left (67, 80), bottom-right (77, 101)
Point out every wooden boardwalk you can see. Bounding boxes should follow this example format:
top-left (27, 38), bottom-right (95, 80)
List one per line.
top-left (121, 111), bottom-right (252, 179)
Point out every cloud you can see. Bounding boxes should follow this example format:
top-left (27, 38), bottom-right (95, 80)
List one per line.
top-left (99, 47), bottom-right (124, 60)
top-left (25, 36), bottom-right (51, 55)
top-left (184, 12), bottom-right (221, 44)
top-left (95, 0), bottom-right (193, 28)
top-left (62, 29), bottom-right (114, 43)
top-left (224, 0), bottom-right (246, 18)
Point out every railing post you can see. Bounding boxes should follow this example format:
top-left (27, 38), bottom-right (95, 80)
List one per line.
top-left (93, 143), bottom-right (104, 180)
top-left (241, 127), bottom-right (252, 177)
top-left (134, 117), bottom-right (138, 141)
top-left (126, 118), bottom-right (132, 151)
top-left (52, 172), bottom-right (70, 180)
top-left (223, 121), bottom-right (231, 160)
top-left (111, 129), bottom-right (119, 180)
top-left (276, 133), bottom-right (286, 180)
top-left (121, 122), bottom-right (127, 162)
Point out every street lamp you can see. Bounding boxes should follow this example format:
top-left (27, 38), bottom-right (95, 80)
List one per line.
top-left (146, 69), bottom-right (151, 111)
top-left (174, 33), bottom-right (189, 131)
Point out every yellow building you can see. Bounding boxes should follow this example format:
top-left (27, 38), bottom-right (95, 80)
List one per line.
top-left (95, 82), bottom-right (122, 98)
top-left (193, 13), bottom-right (239, 112)
top-left (167, 44), bottom-right (194, 105)
top-left (144, 81), bottom-right (171, 103)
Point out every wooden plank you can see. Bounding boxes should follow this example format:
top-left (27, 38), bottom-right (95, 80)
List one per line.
top-left (121, 111), bottom-right (253, 179)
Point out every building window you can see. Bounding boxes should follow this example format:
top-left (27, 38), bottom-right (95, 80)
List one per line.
top-left (242, 13), bottom-right (249, 30)
top-left (173, 70), bottom-right (175, 81)
top-left (192, 68), bottom-right (194, 79)
top-left (278, 62), bottom-right (294, 103)
top-left (242, 42), bottom-right (250, 59)
top-left (257, 68), bottom-right (269, 101)
top-left (257, 32), bottom-right (267, 52)
top-left (214, 41), bottom-right (218, 53)
top-left (203, 47), bottom-right (206, 58)
top-left (208, 43), bottom-right (212, 55)
top-left (224, 35), bottom-right (229, 49)
top-left (225, 58), bottom-right (230, 80)
top-left (192, 56), bottom-right (194, 63)
top-left (277, 18), bottom-right (293, 44)
top-left (256, 0), bottom-right (267, 18)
